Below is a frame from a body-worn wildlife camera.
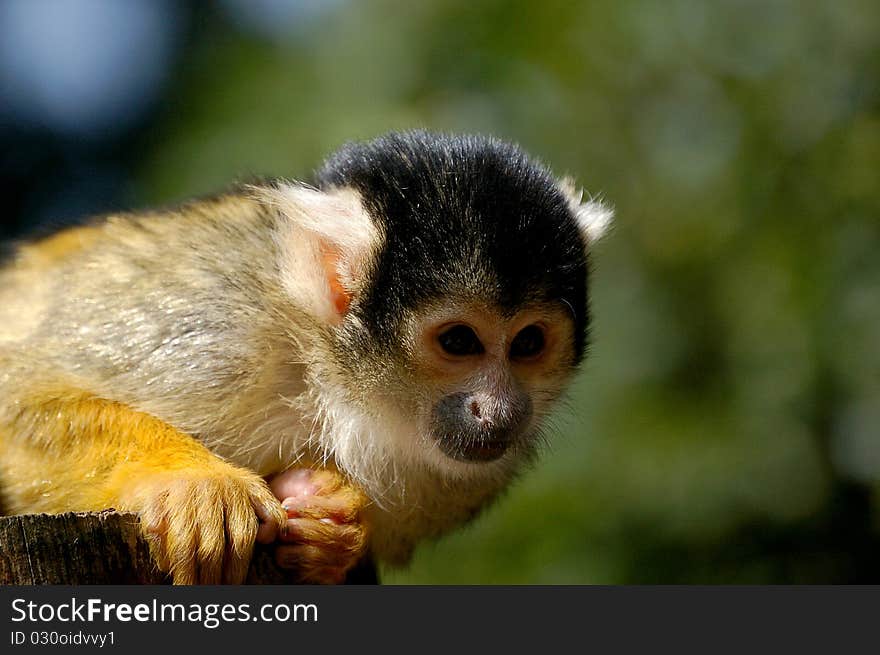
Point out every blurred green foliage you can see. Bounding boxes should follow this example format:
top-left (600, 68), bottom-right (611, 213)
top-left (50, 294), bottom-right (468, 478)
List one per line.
top-left (139, 0), bottom-right (880, 582)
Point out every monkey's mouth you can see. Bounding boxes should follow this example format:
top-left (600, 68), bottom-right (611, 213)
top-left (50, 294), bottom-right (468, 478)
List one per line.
top-left (434, 435), bottom-right (512, 463)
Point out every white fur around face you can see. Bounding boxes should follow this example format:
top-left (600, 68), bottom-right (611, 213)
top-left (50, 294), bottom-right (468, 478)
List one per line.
top-left (258, 184), bottom-right (383, 324)
top-left (558, 177), bottom-right (614, 245)
top-left (308, 381), bottom-right (518, 563)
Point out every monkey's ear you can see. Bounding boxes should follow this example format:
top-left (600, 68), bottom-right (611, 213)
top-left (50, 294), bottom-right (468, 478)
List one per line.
top-left (257, 183), bottom-right (383, 325)
top-left (558, 177), bottom-right (613, 245)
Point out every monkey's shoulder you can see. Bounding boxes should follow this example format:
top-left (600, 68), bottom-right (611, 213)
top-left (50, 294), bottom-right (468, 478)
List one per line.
top-left (3, 183), bottom-right (286, 272)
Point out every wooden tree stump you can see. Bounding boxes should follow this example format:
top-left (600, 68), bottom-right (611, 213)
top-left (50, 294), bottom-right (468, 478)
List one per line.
top-left (0, 511), bottom-right (377, 584)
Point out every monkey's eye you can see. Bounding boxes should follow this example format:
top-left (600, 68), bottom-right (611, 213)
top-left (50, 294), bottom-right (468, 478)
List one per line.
top-left (509, 325), bottom-right (545, 359)
top-left (437, 324), bottom-right (484, 357)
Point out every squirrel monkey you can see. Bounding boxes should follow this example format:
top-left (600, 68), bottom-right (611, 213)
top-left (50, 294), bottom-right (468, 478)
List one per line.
top-left (0, 131), bottom-right (611, 584)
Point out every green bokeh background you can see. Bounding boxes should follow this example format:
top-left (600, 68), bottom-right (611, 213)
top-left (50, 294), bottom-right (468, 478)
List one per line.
top-left (139, 0), bottom-right (880, 583)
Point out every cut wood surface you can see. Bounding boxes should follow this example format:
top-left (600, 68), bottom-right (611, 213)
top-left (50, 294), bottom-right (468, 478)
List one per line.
top-left (0, 511), bottom-right (377, 585)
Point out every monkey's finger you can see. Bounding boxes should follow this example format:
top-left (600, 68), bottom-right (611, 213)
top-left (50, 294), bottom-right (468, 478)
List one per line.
top-left (252, 481), bottom-right (288, 545)
top-left (221, 480), bottom-right (261, 585)
top-left (164, 486), bottom-right (202, 585)
top-left (254, 501), bottom-right (282, 545)
top-left (279, 517), bottom-right (367, 556)
top-left (280, 494), bottom-right (361, 524)
top-left (192, 480), bottom-right (226, 585)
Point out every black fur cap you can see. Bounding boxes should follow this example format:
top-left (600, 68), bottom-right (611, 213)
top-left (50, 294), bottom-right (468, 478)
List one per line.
top-left (315, 131), bottom-right (591, 361)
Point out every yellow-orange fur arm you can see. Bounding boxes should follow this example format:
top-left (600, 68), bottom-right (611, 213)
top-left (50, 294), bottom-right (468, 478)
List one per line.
top-left (0, 388), bottom-right (286, 584)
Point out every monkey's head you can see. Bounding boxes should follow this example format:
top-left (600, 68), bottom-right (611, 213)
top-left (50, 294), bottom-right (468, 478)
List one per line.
top-left (261, 131), bottom-right (610, 491)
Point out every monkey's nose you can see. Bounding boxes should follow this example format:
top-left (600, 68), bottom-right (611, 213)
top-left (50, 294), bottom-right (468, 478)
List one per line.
top-left (432, 392), bottom-right (531, 463)
top-left (463, 394), bottom-right (527, 439)
top-left (468, 395), bottom-right (506, 430)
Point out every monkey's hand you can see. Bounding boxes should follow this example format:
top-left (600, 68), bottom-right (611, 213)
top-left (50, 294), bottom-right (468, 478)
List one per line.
top-left (267, 469), bottom-right (369, 584)
top-left (0, 385), bottom-right (288, 585)
top-left (124, 461), bottom-right (287, 585)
